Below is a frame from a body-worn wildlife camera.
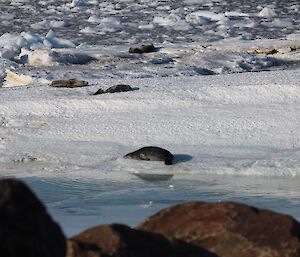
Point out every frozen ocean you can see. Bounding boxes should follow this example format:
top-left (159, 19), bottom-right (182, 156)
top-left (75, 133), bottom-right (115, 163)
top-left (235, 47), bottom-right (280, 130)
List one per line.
top-left (0, 0), bottom-right (300, 236)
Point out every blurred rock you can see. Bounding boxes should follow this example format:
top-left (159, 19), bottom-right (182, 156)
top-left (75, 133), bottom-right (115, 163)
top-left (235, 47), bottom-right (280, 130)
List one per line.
top-left (0, 178), bottom-right (66, 257)
top-left (138, 201), bottom-right (300, 257)
top-left (50, 78), bottom-right (88, 88)
top-left (67, 223), bottom-right (215, 257)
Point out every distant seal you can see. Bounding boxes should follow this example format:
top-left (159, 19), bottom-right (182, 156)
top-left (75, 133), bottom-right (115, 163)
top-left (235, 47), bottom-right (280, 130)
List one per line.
top-left (50, 78), bottom-right (88, 88)
top-left (129, 44), bottom-right (156, 54)
top-left (124, 146), bottom-right (174, 165)
top-left (93, 84), bottom-right (135, 95)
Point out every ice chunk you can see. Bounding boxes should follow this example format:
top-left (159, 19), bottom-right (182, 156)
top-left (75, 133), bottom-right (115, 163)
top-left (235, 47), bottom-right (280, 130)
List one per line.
top-left (19, 49), bottom-right (95, 66)
top-left (87, 15), bottom-right (102, 24)
top-left (31, 20), bottom-right (68, 30)
top-left (80, 26), bottom-right (103, 34)
top-left (99, 17), bottom-right (122, 32)
top-left (0, 31), bottom-right (76, 61)
top-left (45, 30), bottom-right (75, 48)
top-left (5, 69), bottom-right (33, 86)
top-left (153, 13), bottom-right (191, 31)
top-left (258, 7), bottom-right (276, 18)
top-left (186, 12), bottom-right (212, 25)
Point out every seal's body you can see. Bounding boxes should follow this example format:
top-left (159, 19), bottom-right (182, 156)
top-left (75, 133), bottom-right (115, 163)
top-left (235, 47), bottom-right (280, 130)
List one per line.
top-left (124, 146), bottom-right (174, 165)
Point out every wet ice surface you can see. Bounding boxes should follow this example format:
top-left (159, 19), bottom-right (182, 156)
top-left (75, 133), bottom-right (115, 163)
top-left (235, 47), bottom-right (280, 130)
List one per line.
top-left (1, 0), bottom-right (299, 45)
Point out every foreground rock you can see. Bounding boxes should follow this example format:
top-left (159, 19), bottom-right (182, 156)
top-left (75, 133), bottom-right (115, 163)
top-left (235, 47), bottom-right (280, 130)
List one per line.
top-left (50, 78), bottom-right (88, 88)
top-left (129, 44), bottom-right (156, 53)
top-left (67, 224), bottom-right (214, 257)
top-left (93, 84), bottom-right (135, 95)
top-left (0, 178), bottom-right (66, 257)
top-left (138, 201), bottom-right (300, 257)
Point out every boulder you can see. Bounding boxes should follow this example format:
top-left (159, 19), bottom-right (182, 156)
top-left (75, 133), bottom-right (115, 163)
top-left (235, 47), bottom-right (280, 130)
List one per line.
top-left (50, 78), bottom-right (88, 88)
top-left (129, 44), bottom-right (156, 54)
top-left (0, 178), bottom-right (66, 257)
top-left (138, 201), bottom-right (300, 257)
top-left (93, 84), bottom-right (134, 95)
top-left (67, 223), bottom-right (215, 257)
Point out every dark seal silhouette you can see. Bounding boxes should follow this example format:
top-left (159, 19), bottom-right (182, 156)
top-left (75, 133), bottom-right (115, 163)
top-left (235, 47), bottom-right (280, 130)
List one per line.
top-left (129, 44), bottom-right (156, 54)
top-left (93, 84), bottom-right (135, 95)
top-left (124, 146), bottom-right (174, 165)
top-left (50, 78), bottom-right (88, 88)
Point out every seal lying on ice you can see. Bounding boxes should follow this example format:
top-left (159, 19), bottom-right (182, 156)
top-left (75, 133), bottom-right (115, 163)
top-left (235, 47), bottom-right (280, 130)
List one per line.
top-left (124, 146), bottom-right (174, 165)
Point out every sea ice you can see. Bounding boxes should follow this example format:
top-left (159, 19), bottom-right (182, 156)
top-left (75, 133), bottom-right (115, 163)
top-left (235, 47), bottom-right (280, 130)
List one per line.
top-left (258, 7), bottom-right (276, 18)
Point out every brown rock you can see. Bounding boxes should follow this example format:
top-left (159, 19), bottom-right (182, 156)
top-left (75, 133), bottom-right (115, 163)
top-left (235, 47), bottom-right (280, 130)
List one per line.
top-left (129, 44), bottom-right (156, 54)
top-left (0, 178), bottom-right (66, 257)
top-left (50, 78), bottom-right (88, 88)
top-left (138, 201), bottom-right (300, 257)
top-left (66, 239), bottom-right (107, 257)
top-left (67, 223), bottom-right (216, 257)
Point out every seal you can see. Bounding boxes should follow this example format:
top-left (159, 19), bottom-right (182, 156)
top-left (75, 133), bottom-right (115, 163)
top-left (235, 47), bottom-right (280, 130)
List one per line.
top-left (93, 84), bottom-right (135, 95)
top-left (128, 44), bottom-right (156, 54)
top-left (124, 146), bottom-right (174, 165)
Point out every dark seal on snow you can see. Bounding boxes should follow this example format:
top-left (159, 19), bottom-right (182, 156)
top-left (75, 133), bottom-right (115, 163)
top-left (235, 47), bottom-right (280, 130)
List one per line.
top-left (50, 78), bottom-right (88, 88)
top-left (93, 84), bottom-right (134, 95)
top-left (129, 44), bottom-right (156, 54)
top-left (124, 146), bottom-right (174, 165)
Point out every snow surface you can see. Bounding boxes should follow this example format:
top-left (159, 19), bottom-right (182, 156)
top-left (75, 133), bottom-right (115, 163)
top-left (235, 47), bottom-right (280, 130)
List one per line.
top-left (1, 69), bottom-right (300, 178)
top-left (1, 0), bottom-right (300, 236)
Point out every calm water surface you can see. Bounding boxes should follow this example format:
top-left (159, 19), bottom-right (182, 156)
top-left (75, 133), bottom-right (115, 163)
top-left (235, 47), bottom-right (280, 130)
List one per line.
top-left (23, 174), bottom-right (300, 236)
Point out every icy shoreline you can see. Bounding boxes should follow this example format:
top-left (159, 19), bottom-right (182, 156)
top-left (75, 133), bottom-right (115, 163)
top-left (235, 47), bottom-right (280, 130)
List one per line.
top-left (1, 69), bottom-right (299, 178)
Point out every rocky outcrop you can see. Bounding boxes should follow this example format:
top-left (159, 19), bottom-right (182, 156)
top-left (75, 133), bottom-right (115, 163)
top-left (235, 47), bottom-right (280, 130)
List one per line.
top-left (138, 201), bottom-right (300, 257)
top-left (50, 78), bottom-right (88, 88)
top-left (67, 223), bottom-right (215, 257)
top-left (0, 178), bottom-right (66, 257)
top-left (93, 84), bottom-right (135, 95)
top-left (129, 44), bottom-right (156, 54)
